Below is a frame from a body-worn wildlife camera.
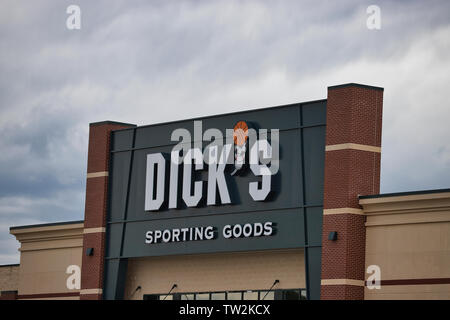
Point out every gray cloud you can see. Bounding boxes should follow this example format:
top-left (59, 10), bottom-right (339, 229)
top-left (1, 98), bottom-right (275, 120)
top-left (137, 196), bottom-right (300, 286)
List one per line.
top-left (1, 0), bottom-right (450, 263)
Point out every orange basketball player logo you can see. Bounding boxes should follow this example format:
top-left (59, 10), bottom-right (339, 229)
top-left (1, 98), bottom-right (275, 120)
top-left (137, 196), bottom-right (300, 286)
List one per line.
top-left (231, 121), bottom-right (249, 175)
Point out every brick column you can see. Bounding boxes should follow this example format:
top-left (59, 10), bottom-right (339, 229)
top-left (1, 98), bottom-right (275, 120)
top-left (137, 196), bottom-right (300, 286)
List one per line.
top-left (80, 121), bottom-right (135, 300)
top-left (320, 84), bottom-right (383, 300)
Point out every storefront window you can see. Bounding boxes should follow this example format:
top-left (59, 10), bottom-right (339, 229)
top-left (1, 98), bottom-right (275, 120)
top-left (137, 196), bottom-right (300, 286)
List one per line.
top-left (144, 288), bottom-right (306, 300)
top-left (226, 292), bottom-right (242, 300)
top-left (301, 290), bottom-right (307, 300)
top-left (243, 291), bottom-right (258, 300)
top-left (259, 291), bottom-right (274, 300)
top-left (211, 292), bottom-right (226, 300)
top-left (282, 289), bottom-right (307, 300)
top-left (195, 293), bottom-right (210, 300)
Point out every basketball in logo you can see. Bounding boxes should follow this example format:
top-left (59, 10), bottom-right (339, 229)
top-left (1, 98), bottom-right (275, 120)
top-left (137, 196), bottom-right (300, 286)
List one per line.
top-left (231, 121), bottom-right (249, 176)
top-left (233, 121), bottom-right (249, 146)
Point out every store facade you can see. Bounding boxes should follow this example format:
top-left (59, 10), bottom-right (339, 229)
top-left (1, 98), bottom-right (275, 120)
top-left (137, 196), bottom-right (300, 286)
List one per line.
top-left (2, 83), bottom-right (448, 300)
top-left (85, 86), bottom-right (329, 300)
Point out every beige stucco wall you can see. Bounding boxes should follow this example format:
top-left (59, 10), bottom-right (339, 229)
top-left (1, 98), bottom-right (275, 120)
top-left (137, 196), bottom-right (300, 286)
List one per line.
top-left (361, 191), bottom-right (450, 300)
top-left (0, 265), bottom-right (19, 293)
top-left (18, 247), bottom-right (82, 296)
top-left (365, 284), bottom-right (450, 300)
top-left (124, 249), bottom-right (305, 300)
top-left (10, 222), bottom-right (83, 299)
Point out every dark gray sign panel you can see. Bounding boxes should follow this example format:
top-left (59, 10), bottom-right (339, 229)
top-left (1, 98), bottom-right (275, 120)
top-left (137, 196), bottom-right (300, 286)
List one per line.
top-left (104, 100), bottom-right (326, 299)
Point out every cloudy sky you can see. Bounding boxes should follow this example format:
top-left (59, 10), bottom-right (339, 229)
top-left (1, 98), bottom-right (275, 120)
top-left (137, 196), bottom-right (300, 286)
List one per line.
top-left (0, 0), bottom-right (449, 264)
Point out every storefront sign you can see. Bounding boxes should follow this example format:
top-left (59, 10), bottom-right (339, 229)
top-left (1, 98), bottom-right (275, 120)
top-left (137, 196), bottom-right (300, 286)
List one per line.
top-left (144, 121), bottom-right (279, 211)
top-left (144, 221), bottom-right (274, 244)
top-left (105, 102), bottom-right (326, 258)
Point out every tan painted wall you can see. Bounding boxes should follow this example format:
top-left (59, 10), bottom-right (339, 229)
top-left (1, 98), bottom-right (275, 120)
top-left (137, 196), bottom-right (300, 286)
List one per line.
top-left (124, 249), bottom-right (305, 300)
top-left (10, 222), bottom-right (83, 299)
top-left (0, 265), bottom-right (19, 293)
top-left (365, 284), bottom-right (450, 300)
top-left (18, 247), bottom-right (82, 296)
top-left (361, 191), bottom-right (450, 300)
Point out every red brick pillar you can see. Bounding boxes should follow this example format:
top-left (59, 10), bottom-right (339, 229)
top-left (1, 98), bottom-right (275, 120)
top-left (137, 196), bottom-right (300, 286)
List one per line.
top-left (320, 84), bottom-right (383, 300)
top-left (80, 121), bottom-right (135, 300)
